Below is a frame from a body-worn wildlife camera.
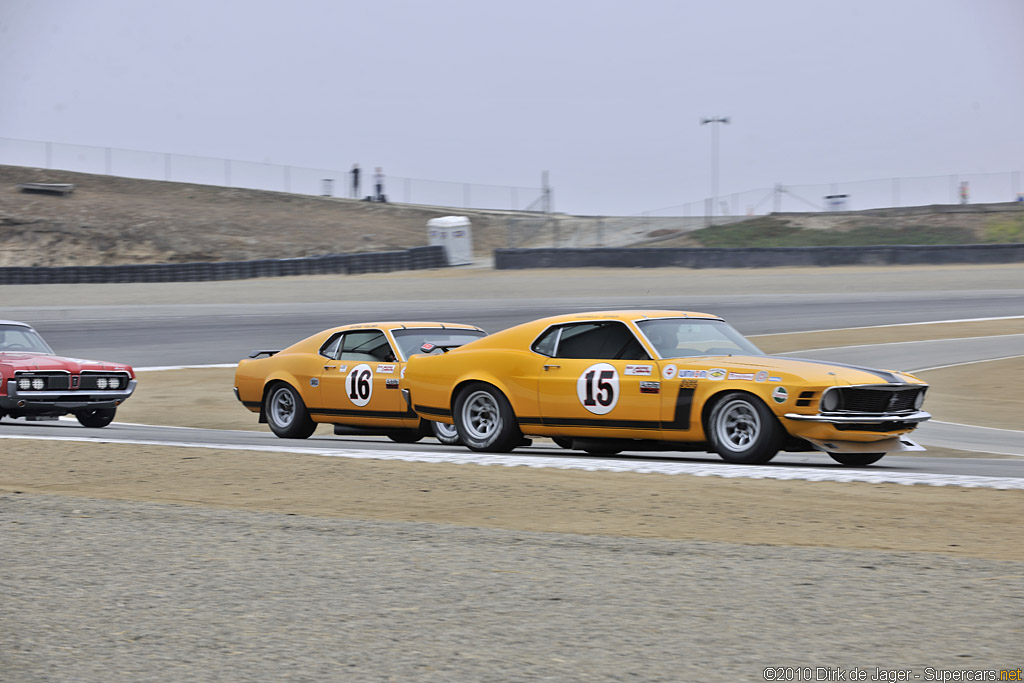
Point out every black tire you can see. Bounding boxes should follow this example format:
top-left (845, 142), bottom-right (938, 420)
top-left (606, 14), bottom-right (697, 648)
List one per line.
top-left (706, 392), bottom-right (783, 464)
top-left (453, 383), bottom-right (522, 453)
top-left (76, 407), bottom-right (116, 428)
top-left (430, 420), bottom-right (462, 446)
top-left (828, 452), bottom-right (885, 467)
top-left (552, 437), bottom-right (574, 450)
top-left (264, 383), bottom-right (316, 439)
top-left (385, 430), bottom-right (424, 443)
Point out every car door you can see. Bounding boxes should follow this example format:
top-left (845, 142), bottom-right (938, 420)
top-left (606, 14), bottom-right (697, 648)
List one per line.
top-left (317, 329), bottom-right (404, 425)
top-left (534, 321), bottom-right (662, 437)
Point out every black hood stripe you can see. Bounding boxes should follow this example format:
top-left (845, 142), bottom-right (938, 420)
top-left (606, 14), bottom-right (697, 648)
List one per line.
top-left (772, 356), bottom-right (902, 384)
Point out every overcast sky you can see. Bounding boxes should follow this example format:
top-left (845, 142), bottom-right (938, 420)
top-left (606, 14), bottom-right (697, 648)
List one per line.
top-left (1, 0), bottom-right (1022, 215)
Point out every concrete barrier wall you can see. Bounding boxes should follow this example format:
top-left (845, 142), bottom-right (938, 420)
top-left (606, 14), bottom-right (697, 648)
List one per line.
top-left (0, 246), bottom-right (447, 285)
top-left (494, 244), bottom-right (1024, 270)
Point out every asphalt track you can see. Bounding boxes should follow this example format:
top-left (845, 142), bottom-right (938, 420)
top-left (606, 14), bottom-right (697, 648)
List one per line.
top-left (2, 284), bottom-right (1022, 479)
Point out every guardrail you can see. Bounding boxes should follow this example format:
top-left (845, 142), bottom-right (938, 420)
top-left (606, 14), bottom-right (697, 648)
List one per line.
top-left (494, 244), bottom-right (1024, 270)
top-left (0, 246), bottom-right (447, 285)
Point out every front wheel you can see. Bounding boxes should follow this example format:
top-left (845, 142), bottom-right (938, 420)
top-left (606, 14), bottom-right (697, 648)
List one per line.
top-left (454, 383), bottom-right (522, 453)
top-left (76, 407), bottom-right (116, 428)
top-left (430, 420), bottom-right (462, 446)
top-left (829, 452), bottom-right (885, 467)
top-left (706, 392), bottom-right (783, 464)
top-left (265, 383), bottom-right (316, 439)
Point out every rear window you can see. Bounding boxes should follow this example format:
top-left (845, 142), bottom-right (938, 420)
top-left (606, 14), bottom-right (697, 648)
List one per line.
top-left (391, 328), bottom-right (486, 360)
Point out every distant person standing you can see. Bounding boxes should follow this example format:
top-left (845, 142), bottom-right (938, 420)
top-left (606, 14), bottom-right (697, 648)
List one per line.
top-left (350, 163), bottom-right (360, 199)
top-left (374, 167), bottom-right (386, 202)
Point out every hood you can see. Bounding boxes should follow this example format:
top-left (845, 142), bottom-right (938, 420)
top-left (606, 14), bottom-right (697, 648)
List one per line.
top-left (685, 354), bottom-right (922, 386)
top-left (0, 352), bottom-right (134, 375)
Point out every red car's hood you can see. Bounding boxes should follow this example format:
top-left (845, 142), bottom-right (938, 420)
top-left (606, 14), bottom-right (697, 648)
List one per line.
top-left (0, 352), bottom-right (134, 375)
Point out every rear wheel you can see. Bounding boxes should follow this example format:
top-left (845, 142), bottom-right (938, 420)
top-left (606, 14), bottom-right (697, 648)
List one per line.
top-left (265, 383), bottom-right (316, 439)
top-left (430, 420), bottom-right (462, 445)
top-left (454, 383), bottom-right (522, 453)
top-left (706, 392), bottom-right (783, 464)
top-left (76, 407), bottom-right (116, 428)
top-left (828, 452), bottom-right (885, 467)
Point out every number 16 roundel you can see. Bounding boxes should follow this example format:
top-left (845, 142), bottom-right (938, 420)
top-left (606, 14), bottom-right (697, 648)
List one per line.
top-left (576, 362), bottom-right (619, 415)
top-left (346, 364), bottom-right (373, 407)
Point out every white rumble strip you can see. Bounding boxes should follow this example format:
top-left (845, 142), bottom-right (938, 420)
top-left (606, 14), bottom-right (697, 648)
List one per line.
top-left (3, 433), bottom-right (1023, 490)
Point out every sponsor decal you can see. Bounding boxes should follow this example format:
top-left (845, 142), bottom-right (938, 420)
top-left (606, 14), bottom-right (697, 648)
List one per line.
top-left (727, 372), bottom-right (755, 381)
top-left (345, 364), bottom-right (374, 407)
top-left (400, 366), bottom-right (406, 379)
top-left (771, 386), bottom-right (789, 404)
top-left (624, 364), bottom-right (653, 376)
top-left (755, 371), bottom-right (768, 383)
top-left (385, 378), bottom-right (400, 389)
top-left (310, 378), bottom-right (320, 388)
top-left (769, 376), bottom-right (783, 382)
top-left (576, 362), bottom-right (620, 415)
top-left (678, 369), bottom-right (708, 379)
top-left (639, 381), bottom-right (660, 394)
top-left (662, 364), bottom-right (677, 380)
top-left (708, 368), bottom-right (727, 381)
top-left (679, 378), bottom-right (698, 390)
top-left (376, 364), bottom-right (396, 374)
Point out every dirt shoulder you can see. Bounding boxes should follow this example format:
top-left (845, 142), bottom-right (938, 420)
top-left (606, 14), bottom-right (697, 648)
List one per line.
top-left (2, 440), bottom-right (1020, 561)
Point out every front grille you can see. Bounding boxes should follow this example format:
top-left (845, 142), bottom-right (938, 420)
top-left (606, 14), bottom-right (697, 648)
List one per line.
top-left (79, 372), bottom-right (131, 390)
top-left (13, 372), bottom-right (70, 391)
top-left (826, 386), bottom-right (924, 414)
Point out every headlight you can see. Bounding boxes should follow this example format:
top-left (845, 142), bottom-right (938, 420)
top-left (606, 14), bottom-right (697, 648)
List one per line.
top-left (96, 377), bottom-right (108, 389)
top-left (108, 377), bottom-right (120, 389)
top-left (19, 378), bottom-right (32, 390)
top-left (31, 378), bottom-right (45, 390)
top-left (820, 390), bottom-right (840, 412)
top-left (914, 390), bottom-right (925, 410)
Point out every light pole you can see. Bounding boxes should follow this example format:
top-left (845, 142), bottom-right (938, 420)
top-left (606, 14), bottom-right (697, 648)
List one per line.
top-left (701, 116), bottom-right (729, 222)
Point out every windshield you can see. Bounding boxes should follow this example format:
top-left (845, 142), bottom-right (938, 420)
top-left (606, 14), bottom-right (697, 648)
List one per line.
top-left (635, 318), bottom-right (764, 359)
top-left (0, 324), bottom-right (54, 354)
top-left (391, 328), bottom-right (486, 360)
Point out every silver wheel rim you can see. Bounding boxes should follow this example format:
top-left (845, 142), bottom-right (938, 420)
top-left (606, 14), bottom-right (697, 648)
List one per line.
top-left (715, 399), bottom-right (760, 452)
top-left (269, 387), bottom-right (296, 427)
top-left (462, 390), bottom-right (501, 442)
top-left (433, 421), bottom-right (459, 439)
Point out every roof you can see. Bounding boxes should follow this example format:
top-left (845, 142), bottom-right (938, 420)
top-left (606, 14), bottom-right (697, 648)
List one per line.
top-left (0, 320), bottom-right (31, 328)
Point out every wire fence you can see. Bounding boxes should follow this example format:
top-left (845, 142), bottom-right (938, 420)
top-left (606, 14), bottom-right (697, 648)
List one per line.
top-left (0, 137), bottom-right (544, 212)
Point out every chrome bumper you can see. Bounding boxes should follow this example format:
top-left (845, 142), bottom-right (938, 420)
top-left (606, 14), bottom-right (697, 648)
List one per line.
top-left (784, 410), bottom-right (930, 424)
top-left (1, 379), bottom-right (137, 410)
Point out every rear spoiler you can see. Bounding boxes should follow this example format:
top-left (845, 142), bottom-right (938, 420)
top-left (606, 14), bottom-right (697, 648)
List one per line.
top-left (419, 341), bottom-right (467, 355)
top-left (248, 349), bottom-right (280, 359)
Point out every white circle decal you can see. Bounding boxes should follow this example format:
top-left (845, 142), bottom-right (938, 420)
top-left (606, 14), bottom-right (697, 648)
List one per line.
top-left (345, 364), bottom-right (373, 407)
top-left (576, 362), bottom-right (620, 415)
top-left (662, 364), bottom-right (677, 380)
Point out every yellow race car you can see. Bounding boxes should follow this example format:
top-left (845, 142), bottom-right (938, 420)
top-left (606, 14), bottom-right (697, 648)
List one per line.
top-left (234, 322), bottom-right (486, 443)
top-left (402, 310), bottom-right (930, 466)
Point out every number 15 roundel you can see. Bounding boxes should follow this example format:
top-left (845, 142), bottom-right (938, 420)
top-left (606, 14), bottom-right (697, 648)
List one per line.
top-left (576, 362), bottom-right (619, 415)
top-left (346, 364), bottom-right (373, 407)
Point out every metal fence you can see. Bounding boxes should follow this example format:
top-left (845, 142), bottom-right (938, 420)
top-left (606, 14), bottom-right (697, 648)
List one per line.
top-left (0, 137), bottom-right (544, 212)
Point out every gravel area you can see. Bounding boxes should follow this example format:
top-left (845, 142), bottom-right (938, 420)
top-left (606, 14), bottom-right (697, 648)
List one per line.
top-left (3, 493), bottom-right (1022, 682)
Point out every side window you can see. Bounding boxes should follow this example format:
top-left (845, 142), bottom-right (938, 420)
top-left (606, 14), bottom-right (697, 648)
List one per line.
top-left (337, 331), bottom-right (395, 362)
top-left (555, 322), bottom-right (650, 361)
top-left (319, 333), bottom-right (343, 359)
top-left (531, 327), bottom-right (561, 357)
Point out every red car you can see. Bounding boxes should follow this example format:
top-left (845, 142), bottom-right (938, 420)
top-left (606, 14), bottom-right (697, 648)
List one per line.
top-left (0, 320), bottom-right (137, 427)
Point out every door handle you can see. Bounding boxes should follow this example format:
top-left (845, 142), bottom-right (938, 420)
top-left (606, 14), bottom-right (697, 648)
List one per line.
top-left (543, 364), bottom-right (561, 371)
top-left (323, 365), bottom-right (336, 370)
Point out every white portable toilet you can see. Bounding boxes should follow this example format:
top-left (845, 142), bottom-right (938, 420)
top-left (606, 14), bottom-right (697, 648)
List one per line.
top-left (426, 216), bottom-right (474, 266)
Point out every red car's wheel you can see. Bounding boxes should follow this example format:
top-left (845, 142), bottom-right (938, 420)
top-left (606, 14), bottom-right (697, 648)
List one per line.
top-left (76, 407), bottom-right (116, 428)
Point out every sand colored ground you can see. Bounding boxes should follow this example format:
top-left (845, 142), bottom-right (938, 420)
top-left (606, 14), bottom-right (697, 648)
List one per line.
top-left (917, 356), bottom-right (1024, 430)
top-left (1, 441), bottom-right (1021, 562)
